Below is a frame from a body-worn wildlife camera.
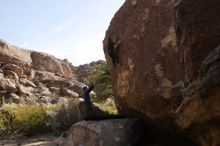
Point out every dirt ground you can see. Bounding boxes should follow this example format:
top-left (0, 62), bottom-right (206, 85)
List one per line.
top-left (0, 134), bottom-right (58, 146)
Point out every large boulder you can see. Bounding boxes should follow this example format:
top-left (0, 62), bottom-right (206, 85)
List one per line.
top-left (31, 51), bottom-right (73, 79)
top-left (104, 0), bottom-right (182, 120)
top-left (0, 41), bottom-right (32, 76)
top-left (56, 119), bottom-right (142, 146)
top-left (103, 0), bottom-right (220, 145)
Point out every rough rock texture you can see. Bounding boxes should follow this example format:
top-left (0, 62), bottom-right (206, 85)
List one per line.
top-left (56, 119), bottom-right (142, 146)
top-left (104, 0), bottom-right (183, 118)
top-left (61, 88), bottom-right (79, 98)
top-left (0, 39), bottom-right (83, 105)
top-left (75, 60), bottom-right (105, 83)
top-left (104, 0), bottom-right (220, 145)
top-left (31, 51), bottom-right (73, 79)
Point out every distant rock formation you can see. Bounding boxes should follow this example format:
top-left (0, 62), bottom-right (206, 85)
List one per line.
top-left (75, 60), bottom-right (105, 84)
top-left (0, 39), bottom-right (83, 105)
top-left (103, 0), bottom-right (220, 145)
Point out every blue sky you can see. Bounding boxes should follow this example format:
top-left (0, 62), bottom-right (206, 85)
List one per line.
top-left (0, 0), bottom-right (125, 65)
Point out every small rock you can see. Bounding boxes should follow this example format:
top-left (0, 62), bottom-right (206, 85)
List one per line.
top-left (62, 88), bottom-right (79, 98)
top-left (57, 97), bottom-right (69, 106)
top-left (18, 84), bottom-right (34, 96)
top-left (49, 87), bottom-right (60, 94)
top-left (19, 75), bottom-right (28, 79)
top-left (37, 96), bottom-right (51, 104)
top-left (4, 70), bottom-right (19, 81)
top-left (19, 78), bottom-right (36, 88)
top-left (10, 93), bottom-right (21, 103)
top-left (0, 78), bottom-right (17, 93)
top-left (40, 87), bottom-right (51, 96)
top-left (70, 83), bottom-right (84, 97)
top-left (0, 72), bottom-right (4, 79)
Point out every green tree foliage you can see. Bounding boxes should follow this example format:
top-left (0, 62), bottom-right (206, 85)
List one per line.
top-left (88, 62), bottom-right (113, 100)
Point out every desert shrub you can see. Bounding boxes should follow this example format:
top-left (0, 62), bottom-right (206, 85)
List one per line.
top-left (15, 104), bottom-right (51, 136)
top-left (47, 98), bottom-right (80, 132)
top-left (0, 98), bottom-right (90, 136)
top-left (0, 104), bottom-right (50, 136)
top-left (0, 110), bottom-right (18, 135)
top-left (98, 98), bottom-right (118, 115)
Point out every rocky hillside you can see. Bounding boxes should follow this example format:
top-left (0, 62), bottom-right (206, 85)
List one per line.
top-left (103, 0), bottom-right (220, 145)
top-left (0, 39), bottom-right (84, 105)
top-left (75, 60), bottom-right (106, 84)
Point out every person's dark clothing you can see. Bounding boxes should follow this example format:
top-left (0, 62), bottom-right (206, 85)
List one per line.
top-left (83, 84), bottom-right (94, 118)
top-left (83, 84), bottom-right (94, 103)
top-left (107, 37), bottom-right (119, 66)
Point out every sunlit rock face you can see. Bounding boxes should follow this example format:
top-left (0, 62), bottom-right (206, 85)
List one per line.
top-left (0, 39), bottom-right (80, 105)
top-left (104, 0), bottom-right (220, 145)
top-left (104, 0), bottom-right (182, 120)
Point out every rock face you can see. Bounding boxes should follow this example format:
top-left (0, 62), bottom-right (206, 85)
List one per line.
top-left (31, 51), bottom-right (73, 79)
top-left (104, 0), bottom-right (220, 145)
top-left (75, 60), bottom-right (105, 83)
top-left (0, 39), bottom-right (84, 105)
top-left (104, 0), bottom-right (183, 118)
top-left (56, 119), bottom-right (142, 146)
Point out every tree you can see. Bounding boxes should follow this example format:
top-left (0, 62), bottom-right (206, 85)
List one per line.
top-left (88, 62), bottom-right (113, 101)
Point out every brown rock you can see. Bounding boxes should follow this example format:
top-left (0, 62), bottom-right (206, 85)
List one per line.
top-left (0, 40), bottom-right (32, 76)
top-left (0, 39), bottom-right (8, 49)
top-left (10, 93), bottom-right (21, 103)
top-left (2, 63), bottom-right (24, 76)
top-left (19, 74), bottom-right (28, 79)
top-left (19, 78), bottom-right (36, 88)
top-left (61, 88), bottom-right (79, 98)
top-left (18, 84), bottom-right (34, 96)
top-left (49, 87), bottom-right (60, 94)
top-left (103, 0), bottom-right (182, 120)
top-left (39, 87), bottom-right (51, 96)
top-left (37, 96), bottom-right (51, 104)
top-left (31, 51), bottom-right (73, 79)
top-left (175, 0), bottom-right (220, 83)
top-left (58, 119), bottom-right (142, 146)
top-left (75, 60), bottom-right (105, 83)
top-left (0, 78), bottom-right (17, 93)
top-left (69, 82), bottom-right (84, 98)
top-left (34, 70), bottom-right (73, 88)
top-left (103, 0), bottom-right (220, 145)
top-left (4, 70), bottom-right (19, 81)
top-left (0, 72), bottom-right (4, 79)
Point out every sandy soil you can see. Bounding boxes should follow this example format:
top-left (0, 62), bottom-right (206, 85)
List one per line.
top-left (0, 134), bottom-right (58, 146)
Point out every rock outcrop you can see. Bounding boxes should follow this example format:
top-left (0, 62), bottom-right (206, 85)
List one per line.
top-left (0, 39), bottom-right (83, 105)
top-left (56, 119), bottom-right (142, 146)
top-left (104, 0), bottom-right (220, 145)
top-left (31, 51), bottom-right (73, 79)
top-left (75, 60), bottom-right (105, 83)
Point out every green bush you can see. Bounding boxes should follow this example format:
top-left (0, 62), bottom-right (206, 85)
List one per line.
top-left (0, 104), bottom-right (50, 136)
top-left (47, 99), bottom-right (80, 132)
top-left (88, 62), bottom-right (113, 101)
top-left (0, 98), bottom-right (81, 136)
